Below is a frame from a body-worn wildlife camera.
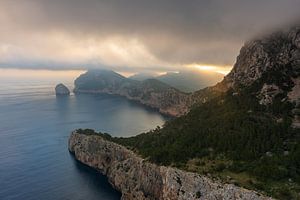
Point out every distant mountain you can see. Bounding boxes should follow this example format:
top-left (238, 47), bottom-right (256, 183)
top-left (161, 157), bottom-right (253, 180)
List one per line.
top-left (129, 70), bottom-right (224, 92)
top-left (112, 25), bottom-right (300, 199)
top-left (129, 72), bottom-right (156, 81)
top-left (74, 25), bottom-right (300, 123)
top-left (74, 69), bottom-right (189, 116)
top-left (156, 70), bottom-right (224, 92)
top-left (74, 69), bottom-right (132, 91)
top-left (72, 25), bottom-right (300, 199)
top-left (74, 69), bottom-right (233, 117)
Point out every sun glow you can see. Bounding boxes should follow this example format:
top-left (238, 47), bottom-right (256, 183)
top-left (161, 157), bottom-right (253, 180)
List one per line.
top-left (185, 64), bottom-right (232, 75)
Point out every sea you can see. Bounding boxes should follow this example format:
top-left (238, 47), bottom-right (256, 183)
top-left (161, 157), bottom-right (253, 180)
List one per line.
top-left (0, 69), bottom-right (166, 200)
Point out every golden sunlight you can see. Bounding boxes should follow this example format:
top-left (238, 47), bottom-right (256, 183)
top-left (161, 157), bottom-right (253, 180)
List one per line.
top-left (185, 64), bottom-right (232, 75)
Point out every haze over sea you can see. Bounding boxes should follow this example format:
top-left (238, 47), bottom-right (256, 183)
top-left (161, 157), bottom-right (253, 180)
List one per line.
top-left (0, 69), bottom-right (166, 200)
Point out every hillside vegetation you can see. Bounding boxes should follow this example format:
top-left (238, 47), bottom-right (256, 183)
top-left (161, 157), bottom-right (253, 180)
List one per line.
top-left (112, 82), bottom-right (299, 199)
top-left (78, 26), bottom-right (300, 199)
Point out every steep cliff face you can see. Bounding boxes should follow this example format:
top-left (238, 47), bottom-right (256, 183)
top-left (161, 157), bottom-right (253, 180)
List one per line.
top-left (68, 26), bottom-right (300, 199)
top-left (73, 27), bottom-right (299, 120)
top-left (222, 26), bottom-right (300, 126)
top-left (189, 26), bottom-right (300, 125)
top-left (225, 26), bottom-right (300, 89)
top-left (69, 131), bottom-right (272, 200)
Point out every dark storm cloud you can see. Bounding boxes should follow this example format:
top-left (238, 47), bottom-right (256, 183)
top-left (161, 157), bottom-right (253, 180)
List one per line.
top-left (0, 0), bottom-right (299, 72)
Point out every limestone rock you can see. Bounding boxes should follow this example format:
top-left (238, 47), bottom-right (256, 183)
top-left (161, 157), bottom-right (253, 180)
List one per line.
top-left (72, 26), bottom-right (300, 119)
top-left (257, 84), bottom-right (281, 105)
top-left (68, 131), bottom-right (273, 200)
top-left (225, 26), bottom-right (300, 89)
top-left (288, 78), bottom-right (300, 106)
top-left (66, 24), bottom-right (300, 135)
top-left (55, 83), bottom-right (70, 95)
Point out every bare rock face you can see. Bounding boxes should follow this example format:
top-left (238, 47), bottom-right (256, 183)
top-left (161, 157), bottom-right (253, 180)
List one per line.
top-left (72, 27), bottom-right (299, 118)
top-left (221, 26), bottom-right (299, 127)
top-left (55, 83), bottom-right (70, 95)
top-left (289, 77), bottom-right (300, 127)
top-left (288, 77), bottom-right (300, 105)
top-left (193, 26), bottom-right (300, 110)
top-left (224, 26), bottom-right (300, 89)
top-left (68, 131), bottom-right (272, 200)
top-left (257, 84), bottom-right (282, 105)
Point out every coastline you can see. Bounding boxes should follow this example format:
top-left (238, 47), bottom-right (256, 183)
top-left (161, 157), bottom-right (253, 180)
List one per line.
top-left (68, 130), bottom-right (272, 200)
top-left (74, 89), bottom-right (190, 117)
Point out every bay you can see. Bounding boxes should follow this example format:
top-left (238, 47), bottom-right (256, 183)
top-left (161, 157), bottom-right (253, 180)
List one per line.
top-left (0, 72), bottom-right (166, 200)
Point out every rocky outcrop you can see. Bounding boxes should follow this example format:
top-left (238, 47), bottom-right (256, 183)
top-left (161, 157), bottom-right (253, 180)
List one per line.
top-left (288, 77), bottom-right (300, 105)
top-left (221, 26), bottom-right (299, 126)
top-left (67, 25), bottom-right (300, 200)
top-left (257, 84), bottom-right (282, 105)
top-left (73, 26), bottom-right (300, 121)
top-left (73, 70), bottom-right (225, 116)
top-left (74, 70), bottom-right (190, 116)
top-left (289, 77), bottom-right (300, 127)
top-left (224, 26), bottom-right (300, 89)
top-left (69, 131), bottom-right (272, 200)
top-left (55, 83), bottom-right (70, 95)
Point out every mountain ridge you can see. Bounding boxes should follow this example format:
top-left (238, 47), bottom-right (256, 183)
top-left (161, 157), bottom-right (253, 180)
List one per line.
top-left (70, 25), bottom-right (300, 199)
top-left (74, 69), bottom-right (190, 116)
top-left (129, 70), bottom-right (224, 93)
top-left (73, 24), bottom-right (300, 122)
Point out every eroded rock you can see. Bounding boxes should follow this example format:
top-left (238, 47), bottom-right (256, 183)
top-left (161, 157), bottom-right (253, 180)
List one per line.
top-left (68, 131), bottom-right (272, 200)
top-left (55, 83), bottom-right (70, 95)
top-left (257, 84), bottom-right (281, 105)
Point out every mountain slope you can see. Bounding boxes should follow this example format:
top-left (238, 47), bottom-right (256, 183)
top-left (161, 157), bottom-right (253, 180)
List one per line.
top-left (74, 69), bottom-right (190, 116)
top-left (129, 70), bottom-right (224, 93)
top-left (73, 26), bottom-right (300, 121)
top-left (129, 72), bottom-right (156, 81)
top-left (71, 26), bottom-right (300, 199)
top-left (156, 70), bottom-right (224, 92)
top-left (74, 70), bottom-right (226, 116)
top-left (109, 26), bottom-right (300, 199)
top-left (223, 26), bottom-right (300, 127)
top-left (74, 69), bottom-right (135, 91)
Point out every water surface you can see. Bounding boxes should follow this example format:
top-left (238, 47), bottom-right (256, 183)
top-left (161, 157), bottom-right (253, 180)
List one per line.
top-left (0, 72), bottom-right (166, 200)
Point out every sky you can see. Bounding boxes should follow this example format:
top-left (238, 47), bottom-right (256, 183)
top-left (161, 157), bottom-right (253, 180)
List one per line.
top-left (0, 0), bottom-right (299, 75)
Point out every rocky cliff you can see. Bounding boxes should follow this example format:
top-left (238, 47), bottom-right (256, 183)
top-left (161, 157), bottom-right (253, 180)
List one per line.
top-left (224, 26), bottom-right (300, 89)
top-left (69, 130), bottom-right (272, 200)
top-left (74, 70), bottom-right (190, 116)
top-left (55, 83), bottom-right (70, 95)
top-left (73, 27), bottom-right (300, 121)
top-left (222, 26), bottom-right (300, 127)
top-left (68, 25), bottom-right (300, 200)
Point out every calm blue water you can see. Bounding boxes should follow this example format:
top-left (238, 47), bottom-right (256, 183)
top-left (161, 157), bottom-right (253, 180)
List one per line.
top-left (0, 77), bottom-right (166, 200)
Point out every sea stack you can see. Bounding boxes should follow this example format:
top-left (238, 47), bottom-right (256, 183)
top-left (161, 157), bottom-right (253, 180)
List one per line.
top-left (55, 83), bottom-right (70, 95)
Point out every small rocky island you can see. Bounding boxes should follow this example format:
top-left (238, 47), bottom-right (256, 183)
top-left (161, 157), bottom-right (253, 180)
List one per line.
top-left (55, 83), bottom-right (70, 95)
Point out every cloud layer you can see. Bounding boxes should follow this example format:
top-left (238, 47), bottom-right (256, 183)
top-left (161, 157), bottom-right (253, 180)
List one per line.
top-left (0, 0), bottom-right (299, 73)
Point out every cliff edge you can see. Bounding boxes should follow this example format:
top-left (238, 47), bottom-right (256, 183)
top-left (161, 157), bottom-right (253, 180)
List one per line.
top-left (73, 26), bottom-right (300, 122)
top-left (68, 130), bottom-right (272, 200)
